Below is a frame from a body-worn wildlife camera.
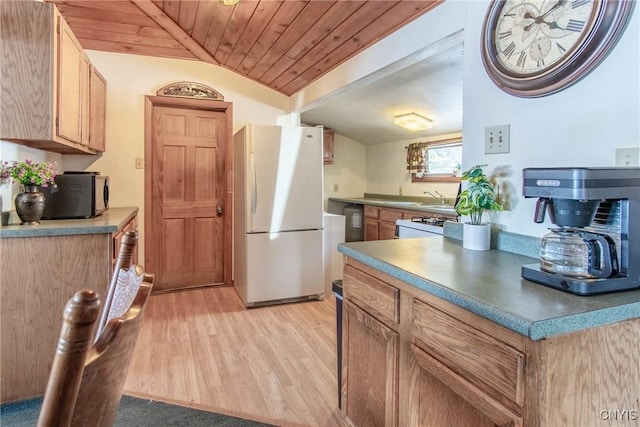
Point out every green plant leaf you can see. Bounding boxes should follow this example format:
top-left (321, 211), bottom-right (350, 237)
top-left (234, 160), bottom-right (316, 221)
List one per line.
top-left (455, 164), bottom-right (502, 224)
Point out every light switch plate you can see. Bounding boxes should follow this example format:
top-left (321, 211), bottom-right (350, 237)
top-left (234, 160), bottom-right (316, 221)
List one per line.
top-left (485, 124), bottom-right (510, 154)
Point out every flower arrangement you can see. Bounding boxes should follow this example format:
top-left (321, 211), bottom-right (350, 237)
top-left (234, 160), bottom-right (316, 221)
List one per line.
top-left (455, 164), bottom-right (502, 225)
top-left (1, 159), bottom-right (57, 187)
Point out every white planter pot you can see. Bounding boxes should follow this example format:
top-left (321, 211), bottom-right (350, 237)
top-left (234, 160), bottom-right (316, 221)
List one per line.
top-left (463, 223), bottom-right (491, 251)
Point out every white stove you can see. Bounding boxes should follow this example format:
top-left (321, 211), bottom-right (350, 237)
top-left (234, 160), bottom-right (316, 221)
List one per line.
top-left (395, 217), bottom-right (448, 238)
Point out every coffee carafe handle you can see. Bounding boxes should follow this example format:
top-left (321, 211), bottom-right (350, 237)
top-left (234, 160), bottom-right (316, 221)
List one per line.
top-left (580, 232), bottom-right (619, 278)
top-left (534, 198), bottom-right (550, 223)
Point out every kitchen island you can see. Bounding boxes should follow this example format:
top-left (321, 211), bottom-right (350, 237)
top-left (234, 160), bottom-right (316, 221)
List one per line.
top-left (337, 237), bottom-right (640, 427)
top-left (0, 207), bottom-right (138, 403)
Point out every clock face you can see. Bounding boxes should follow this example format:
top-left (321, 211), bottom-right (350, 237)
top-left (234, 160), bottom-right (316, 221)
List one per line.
top-left (481, 0), bottom-right (635, 97)
top-left (494, 0), bottom-right (597, 75)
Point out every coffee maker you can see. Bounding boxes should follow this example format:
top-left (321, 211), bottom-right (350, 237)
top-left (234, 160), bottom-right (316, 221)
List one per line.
top-left (522, 167), bottom-right (640, 295)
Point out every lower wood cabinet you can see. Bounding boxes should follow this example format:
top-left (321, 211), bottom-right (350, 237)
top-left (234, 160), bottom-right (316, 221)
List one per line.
top-left (364, 205), bottom-right (380, 241)
top-left (408, 297), bottom-right (524, 427)
top-left (363, 205), bottom-right (457, 241)
top-left (1, 233), bottom-right (112, 402)
top-left (0, 210), bottom-right (138, 403)
top-left (408, 344), bottom-right (522, 427)
top-left (341, 257), bottom-right (640, 427)
top-left (342, 301), bottom-right (399, 427)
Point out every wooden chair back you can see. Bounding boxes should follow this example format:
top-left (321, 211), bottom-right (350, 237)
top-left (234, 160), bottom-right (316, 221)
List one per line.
top-left (37, 274), bottom-right (153, 427)
top-left (97, 230), bottom-right (139, 337)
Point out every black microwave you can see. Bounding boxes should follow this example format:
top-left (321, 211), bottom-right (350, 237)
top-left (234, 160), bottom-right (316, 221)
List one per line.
top-left (41, 172), bottom-right (109, 219)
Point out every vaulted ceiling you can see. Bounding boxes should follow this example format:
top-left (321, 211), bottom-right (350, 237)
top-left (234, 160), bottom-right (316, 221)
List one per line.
top-left (47, 0), bottom-right (442, 96)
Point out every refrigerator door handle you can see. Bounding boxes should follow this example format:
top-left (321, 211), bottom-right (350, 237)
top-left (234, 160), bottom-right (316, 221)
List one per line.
top-left (250, 153), bottom-right (257, 215)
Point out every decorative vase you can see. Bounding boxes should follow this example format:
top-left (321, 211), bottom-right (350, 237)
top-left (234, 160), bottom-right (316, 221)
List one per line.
top-left (15, 185), bottom-right (46, 225)
top-left (463, 223), bottom-right (491, 251)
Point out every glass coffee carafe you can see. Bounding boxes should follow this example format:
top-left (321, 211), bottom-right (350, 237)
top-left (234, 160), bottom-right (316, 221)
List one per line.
top-left (539, 228), bottom-right (619, 279)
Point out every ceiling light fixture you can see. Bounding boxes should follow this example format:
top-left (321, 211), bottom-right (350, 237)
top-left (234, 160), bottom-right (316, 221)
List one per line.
top-left (220, 0), bottom-right (239, 5)
top-left (393, 113), bottom-right (433, 131)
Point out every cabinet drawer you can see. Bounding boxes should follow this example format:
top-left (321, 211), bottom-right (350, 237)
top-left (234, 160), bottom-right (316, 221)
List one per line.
top-left (411, 298), bottom-right (524, 406)
top-left (344, 264), bottom-right (399, 325)
top-left (364, 205), bottom-right (379, 219)
top-left (380, 209), bottom-right (403, 223)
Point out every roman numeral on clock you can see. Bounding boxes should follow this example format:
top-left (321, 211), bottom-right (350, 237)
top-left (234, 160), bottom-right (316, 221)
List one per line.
top-left (503, 42), bottom-right (516, 58)
top-left (499, 30), bottom-right (512, 39)
top-left (566, 19), bottom-right (586, 32)
top-left (572, 0), bottom-right (590, 8)
top-left (517, 51), bottom-right (527, 68)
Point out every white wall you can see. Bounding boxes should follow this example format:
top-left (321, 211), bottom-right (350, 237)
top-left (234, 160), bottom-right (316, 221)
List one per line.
top-left (463, 1), bottom-right (640, 237)
top-left (323, 133), bottom-right (367, 209)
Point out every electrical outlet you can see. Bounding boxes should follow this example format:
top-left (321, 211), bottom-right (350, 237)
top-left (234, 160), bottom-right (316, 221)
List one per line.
top-left (484, 124), bottom-right (510, 154)
top-left (333, 183), bottom-right (339, 192)
top-left (615, 147), bottom-right (639, 166)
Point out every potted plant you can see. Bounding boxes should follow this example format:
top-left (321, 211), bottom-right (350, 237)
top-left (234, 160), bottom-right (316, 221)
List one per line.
top-left (1, 159), bottom-right (57, 225)
top-left (455, 164), bottom-right (502, 250)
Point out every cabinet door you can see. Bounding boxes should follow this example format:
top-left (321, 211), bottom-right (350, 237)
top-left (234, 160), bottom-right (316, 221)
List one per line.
top-left (57, 16), bottom-right (87, 145)
top-left (364, 218), bottom-right (379, 241)
top-left (323, 129), bottom-right (335, 165)
top-left (88, 66), bottom-right (107, 152)
top-left (408, 344), bottom-right (522, 427)
top-left (342, 301), bottom-right (399, 427)
top-left (379, 222), bottom-right (397, 240)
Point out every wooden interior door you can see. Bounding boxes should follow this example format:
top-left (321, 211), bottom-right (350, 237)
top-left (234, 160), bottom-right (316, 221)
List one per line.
top-left (145, 96), bottom-right (232, 292)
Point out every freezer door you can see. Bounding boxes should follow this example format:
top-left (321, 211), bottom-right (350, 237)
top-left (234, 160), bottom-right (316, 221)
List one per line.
top-left (246, 125), bottom-right (323, 233)
top-left (245, 230), bottom-right (324, 305)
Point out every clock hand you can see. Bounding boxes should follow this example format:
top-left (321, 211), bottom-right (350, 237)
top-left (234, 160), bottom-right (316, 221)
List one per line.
top-left (538, 0), bottom-right (567, 21)
top-left (524, 0), bottom-right (567, 31)
top-left (544, 21), bottom-right (562, 30)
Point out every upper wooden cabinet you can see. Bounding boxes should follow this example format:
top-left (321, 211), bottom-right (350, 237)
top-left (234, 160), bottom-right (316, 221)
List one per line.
top-left (88, 66), bottom-right (107, 152)
top-left (0, 2), bottom-right (106, 154)
top-left (323, 129), bottom-right (335, 165)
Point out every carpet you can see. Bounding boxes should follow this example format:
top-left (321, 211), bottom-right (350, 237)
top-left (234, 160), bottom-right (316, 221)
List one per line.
top-left (0, 395), bottom-right (275, 426)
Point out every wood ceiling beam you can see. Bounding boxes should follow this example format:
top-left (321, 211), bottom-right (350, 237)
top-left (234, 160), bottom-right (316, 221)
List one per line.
top-left (131, 0), bottom-right (218, 65)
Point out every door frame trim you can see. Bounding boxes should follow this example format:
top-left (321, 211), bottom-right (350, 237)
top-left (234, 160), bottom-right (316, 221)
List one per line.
top-left (144, 95), bottom-right (234, 287)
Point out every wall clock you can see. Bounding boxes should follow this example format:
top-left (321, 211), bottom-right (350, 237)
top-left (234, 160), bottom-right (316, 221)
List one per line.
top-left (481, 0), bottom-right (635, 97)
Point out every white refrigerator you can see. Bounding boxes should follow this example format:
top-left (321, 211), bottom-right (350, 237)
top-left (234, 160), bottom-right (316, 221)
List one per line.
top-left (233, 124), bottom-right (324, 307)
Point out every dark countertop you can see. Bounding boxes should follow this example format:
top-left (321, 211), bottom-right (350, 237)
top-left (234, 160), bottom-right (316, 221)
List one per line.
top-left (0, 207), bottom-right (138, 238)
top-left (338, 237), bottom-right (640, 340)
top-left (328, 195), bottom-right (457, 216)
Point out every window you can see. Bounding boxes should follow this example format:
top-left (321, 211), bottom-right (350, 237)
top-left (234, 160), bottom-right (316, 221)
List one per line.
top-left (408, 137), bottom-right (462, 183)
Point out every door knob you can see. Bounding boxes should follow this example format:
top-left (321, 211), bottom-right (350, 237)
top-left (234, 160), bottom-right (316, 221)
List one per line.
top-left (217, 206), bottom-right (223, 216)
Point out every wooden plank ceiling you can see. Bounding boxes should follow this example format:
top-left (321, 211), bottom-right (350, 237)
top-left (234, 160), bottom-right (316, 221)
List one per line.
top-left (47, 0), bottom-right (441, 96)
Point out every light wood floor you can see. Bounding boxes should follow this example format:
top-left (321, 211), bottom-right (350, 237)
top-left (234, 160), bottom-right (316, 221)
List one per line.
top-left (123, 286), bottom-right (344, 427)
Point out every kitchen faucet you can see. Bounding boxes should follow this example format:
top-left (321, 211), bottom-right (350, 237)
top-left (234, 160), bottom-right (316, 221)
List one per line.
top-left (424, 190), bottom-right (447, 205)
